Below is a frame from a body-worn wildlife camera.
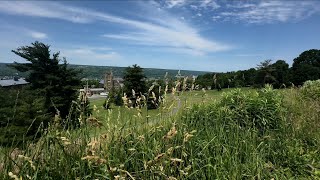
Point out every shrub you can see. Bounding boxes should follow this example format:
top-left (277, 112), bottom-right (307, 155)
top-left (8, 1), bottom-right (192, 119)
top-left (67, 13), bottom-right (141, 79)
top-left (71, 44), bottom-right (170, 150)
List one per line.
top-left (300, 79), bottom-right (320, 100)
top-left (219, 85), bottom-right (284, 133)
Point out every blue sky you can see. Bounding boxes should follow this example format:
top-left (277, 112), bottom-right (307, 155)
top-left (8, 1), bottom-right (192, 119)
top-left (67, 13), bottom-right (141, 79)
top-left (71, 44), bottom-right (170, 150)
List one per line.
top-left (0, 0), bottom-right (319, 72)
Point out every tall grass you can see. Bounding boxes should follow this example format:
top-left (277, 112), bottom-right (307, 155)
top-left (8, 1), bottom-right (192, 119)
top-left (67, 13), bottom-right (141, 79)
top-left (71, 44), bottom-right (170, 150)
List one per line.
top-left (1, 84), bottom-right (320, 179)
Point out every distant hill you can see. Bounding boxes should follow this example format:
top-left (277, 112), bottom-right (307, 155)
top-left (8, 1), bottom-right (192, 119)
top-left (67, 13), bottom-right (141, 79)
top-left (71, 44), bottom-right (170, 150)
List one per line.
top-left (0, 63), bottom-right (210, 79)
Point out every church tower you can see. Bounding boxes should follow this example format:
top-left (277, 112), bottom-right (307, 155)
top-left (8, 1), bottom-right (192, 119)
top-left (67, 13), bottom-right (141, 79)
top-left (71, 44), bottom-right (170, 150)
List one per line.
top-left (104, 70), bottom-right (114, 92)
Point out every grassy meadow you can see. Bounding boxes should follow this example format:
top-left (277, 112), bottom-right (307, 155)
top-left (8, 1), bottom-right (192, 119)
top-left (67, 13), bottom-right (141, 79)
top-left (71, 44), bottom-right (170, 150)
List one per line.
top-left (1, 84), bottom-right (320, 179)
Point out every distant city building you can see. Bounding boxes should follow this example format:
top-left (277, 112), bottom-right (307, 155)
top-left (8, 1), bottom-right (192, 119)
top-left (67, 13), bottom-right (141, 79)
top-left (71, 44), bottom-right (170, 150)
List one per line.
top-left (101, 71), bottom-right (124, 92)
top-left (0, 77), bottom-right (29, 88)
top-left (79, 88), bottom-right (105, 96)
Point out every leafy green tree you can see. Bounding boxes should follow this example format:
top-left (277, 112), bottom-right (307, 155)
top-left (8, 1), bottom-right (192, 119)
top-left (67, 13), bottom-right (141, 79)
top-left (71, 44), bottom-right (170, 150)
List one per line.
top-left (255, 60), bottom-right (276, 87)
top-left (292, 49), bottom-right (320, 85)
top-left (10, 41), bottom-right (81, 122)
top-left (123, 64), bottom-right (146, 97)
top-left (243, 68), bottom-right (257, 86)
top-left (271, 60), bottom-right (290, 88)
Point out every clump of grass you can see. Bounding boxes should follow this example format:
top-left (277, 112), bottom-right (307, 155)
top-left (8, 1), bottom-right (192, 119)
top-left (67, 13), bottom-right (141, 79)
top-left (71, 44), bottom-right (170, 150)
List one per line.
top-left (300, 79), bottom-right (320, 100)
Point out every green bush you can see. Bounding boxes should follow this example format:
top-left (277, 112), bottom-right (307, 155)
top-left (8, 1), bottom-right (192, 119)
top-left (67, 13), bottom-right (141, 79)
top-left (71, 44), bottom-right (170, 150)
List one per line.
top-left (300, 79), bottom-right (320, 100)
top-left (219, 85), bottom-right (284, 133)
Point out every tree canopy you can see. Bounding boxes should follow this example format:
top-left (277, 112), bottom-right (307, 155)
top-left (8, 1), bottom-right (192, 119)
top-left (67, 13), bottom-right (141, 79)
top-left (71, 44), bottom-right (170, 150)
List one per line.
top-left (10, 41), bottom-right (81, 120)
top-left (292, 49), bottom-right (320, 85)
top-left (123, 64), bottom-right (147, 97)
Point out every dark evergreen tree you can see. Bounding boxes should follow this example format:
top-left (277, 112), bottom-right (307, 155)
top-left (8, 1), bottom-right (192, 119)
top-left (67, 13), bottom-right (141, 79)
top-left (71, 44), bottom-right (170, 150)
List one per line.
top-left (10, 41), bottom-right (82, 123)
top-left (0, 88), bottom-right (47, 146)
top-left (123, 64), bottom-right (146, 97)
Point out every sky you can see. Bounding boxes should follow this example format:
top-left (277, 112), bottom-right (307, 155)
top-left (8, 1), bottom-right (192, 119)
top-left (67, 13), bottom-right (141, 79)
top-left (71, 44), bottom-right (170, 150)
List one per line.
top-left (0, 0), bottom-right (319, 72)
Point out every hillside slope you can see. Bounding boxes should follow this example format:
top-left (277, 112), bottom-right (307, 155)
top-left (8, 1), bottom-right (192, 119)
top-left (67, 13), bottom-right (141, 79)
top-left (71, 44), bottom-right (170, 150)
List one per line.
top-left (0, 63), bottom-right (210, 79)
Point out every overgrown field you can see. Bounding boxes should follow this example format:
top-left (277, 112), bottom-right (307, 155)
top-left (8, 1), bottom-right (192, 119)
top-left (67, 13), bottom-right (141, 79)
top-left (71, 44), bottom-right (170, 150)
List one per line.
top-left (1, 83), bottom-right (320, 179)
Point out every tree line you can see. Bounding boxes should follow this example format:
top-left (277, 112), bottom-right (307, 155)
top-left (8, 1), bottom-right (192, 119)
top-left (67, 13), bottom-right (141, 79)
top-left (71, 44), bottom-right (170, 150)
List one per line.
top-left (195, 49), bottom-right (320, 89)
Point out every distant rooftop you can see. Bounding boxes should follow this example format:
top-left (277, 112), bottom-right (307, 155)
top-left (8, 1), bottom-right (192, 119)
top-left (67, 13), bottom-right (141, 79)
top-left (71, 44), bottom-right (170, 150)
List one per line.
top-left (0, 78), bottom-right (29, 87)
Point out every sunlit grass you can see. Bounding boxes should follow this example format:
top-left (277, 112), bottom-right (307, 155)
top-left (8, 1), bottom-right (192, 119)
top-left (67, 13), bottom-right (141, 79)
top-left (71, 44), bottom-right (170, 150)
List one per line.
top-left (1, 85), bottom-right (320, 179)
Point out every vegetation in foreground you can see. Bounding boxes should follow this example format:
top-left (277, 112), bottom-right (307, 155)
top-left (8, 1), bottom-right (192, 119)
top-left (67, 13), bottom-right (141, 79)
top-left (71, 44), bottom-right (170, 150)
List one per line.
top-left (1, 82), bottom-right (320, 179)
top-left (0, 42), bottom-right (319, 179)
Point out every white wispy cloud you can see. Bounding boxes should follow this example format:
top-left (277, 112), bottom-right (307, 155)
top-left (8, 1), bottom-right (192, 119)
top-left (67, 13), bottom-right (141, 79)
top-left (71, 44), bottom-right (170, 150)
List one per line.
top-left (165, 0), bottom-right (220, 10)
top-left (0, 1), bottom-right (93, 23)
top-left (219, 1), bottom-right (320, 24)
top-left (161, 0), bottom-right (319, 24)
top-left (29, 31), bottom-right (47, 39)
top-left (165, 0), bottom-right (187, 8)
top-left (200, 0), bottom-right (220, 9)
top-left (0, 1), bottom-right (231, 55)
top-left (57, 46), bottom-right (121, 64)
top-left (0, 23), bottom-right (48, 40)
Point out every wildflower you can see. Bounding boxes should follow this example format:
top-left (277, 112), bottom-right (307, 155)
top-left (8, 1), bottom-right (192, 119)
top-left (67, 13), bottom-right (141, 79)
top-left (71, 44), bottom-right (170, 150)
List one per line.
top-left (8, 172), bottom-right (19, 180)
top-left (152, 91), bottom-right (156, 101)
top-left (154, 153), bottom-right (166, 161)
top-left (179, 170), bottom-right (188, 175)
top-left (183, 133), bottom-right (194, 143)
top-left (148, 85), bottom-right (155, 92)
top-left (86, 116), bottom-right (103, 127)
top-left (110, 167), bottom-right (117, 172)
top-left (18, 155), bottom-right (36, 170)
top-left (167, 176), bottom-right (177, 180)
top-left (159, 165), bottom-right (164, 172)
top-left (87, 138), bottom-right (100, 150)
top-left (137, 135), bottom-right (145, 141)
top-left (170, 158), bottom-right (184, 166)
top-left (172, 87), bottom-right (176, 95)
top-left (184, 165), bottom-right (192, 172)
top-left (93, 105), bottom-right (97, 111)
top-left (132, 89), bottom-right (136, 97)
top-left (163, 124), bottom-right (177, 140)
top-left (81, 156), bottom-right (106, 165)
top-left (128, 148), bottom-right (136, 152)
top-left (143, 161), bottom-right (148, 170)
top-left (114, 175), bottom-right (125, 180)
top-left (60, 136), bottom-right (72, 145)
top-left (166, 147), bottom-right (174, 155)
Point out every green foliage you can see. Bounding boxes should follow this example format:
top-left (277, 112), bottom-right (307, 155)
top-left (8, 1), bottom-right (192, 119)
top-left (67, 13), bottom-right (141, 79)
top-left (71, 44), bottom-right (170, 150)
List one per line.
top-left (254, 59), bottom-right (276, 87)
top-left (292, 49), bottom-right (320, 85)
top-left (219, 85), bottom-right (284, 133)
top-left (181, 87), bottom-right (319, 178)
top-left (114, 89), bottom-right (124, 106)
top-left (0, 88), bottom-right (49, 146)
top-left (1, 87), bottom-right (320, 179)
top-left (123, 64), bottom-right (146, 97)
top-left (71, 65), bottom-right (209, 79)
top-left (10, 41), bottom-right (81, 121)
top-left (270, 60), bottom-right (290, 88)
top-left (300, 79), bottom-right (320, 100)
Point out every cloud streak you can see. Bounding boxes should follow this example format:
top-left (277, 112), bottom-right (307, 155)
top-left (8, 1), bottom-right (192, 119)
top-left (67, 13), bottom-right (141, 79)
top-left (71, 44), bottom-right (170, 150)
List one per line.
top-left (219, 1), bottom-right (320, 24)
top-left (0, 1), bottom-right (231, 55)
top-left (57, 46), bottom-right (121, 65)
top-left (160, 0), bottom-right (320, 24)
top-left (29, 31), bottom-right (47, 39)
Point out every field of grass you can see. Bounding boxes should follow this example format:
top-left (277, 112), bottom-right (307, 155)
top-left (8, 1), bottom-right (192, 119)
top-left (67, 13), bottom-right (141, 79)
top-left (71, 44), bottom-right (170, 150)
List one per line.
top-left (1, 85), bottom-right (320, 179)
